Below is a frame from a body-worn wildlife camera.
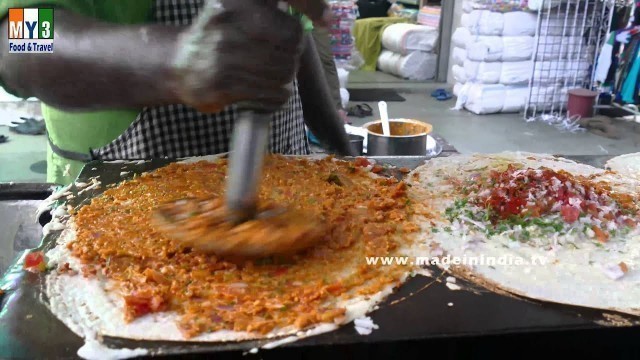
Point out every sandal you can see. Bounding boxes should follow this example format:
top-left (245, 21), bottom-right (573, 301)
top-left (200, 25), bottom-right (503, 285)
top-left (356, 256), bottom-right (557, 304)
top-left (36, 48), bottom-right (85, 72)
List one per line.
top-left (9, 117), bottom-right (46, 135)
top-left (436, 91), bottom-right (453, 101)
top-left (347, 104), bottom-right (373, 118)
top-left (431, 88), bottom-right (447, 98)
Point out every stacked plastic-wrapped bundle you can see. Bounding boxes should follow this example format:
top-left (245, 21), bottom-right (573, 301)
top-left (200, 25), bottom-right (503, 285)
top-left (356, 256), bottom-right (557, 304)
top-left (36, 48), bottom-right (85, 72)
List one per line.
top-left (376, 23), bottom-right (439, 81)
top-left (328, 0), bottom-right (358, 64)
top-left (328, 0), bottom-right (359, 108)
top-left (417, 6), bottom-right (441, 28)
top-left (452, 0), bottom-right (591, 115)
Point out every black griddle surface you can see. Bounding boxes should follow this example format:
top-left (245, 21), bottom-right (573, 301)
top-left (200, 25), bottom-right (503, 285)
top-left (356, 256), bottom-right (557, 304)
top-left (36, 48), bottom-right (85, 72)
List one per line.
top-left (1, 155), bottom-right (640, 359)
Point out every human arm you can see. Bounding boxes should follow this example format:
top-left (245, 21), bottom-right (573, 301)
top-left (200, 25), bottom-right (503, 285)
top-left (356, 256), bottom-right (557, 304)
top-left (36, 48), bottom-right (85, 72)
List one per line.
top-left (0, 9), bottom-right (180, 111)
top-left (0, 0), bottom-right (330, 112)
top-left (297, 33), bottom-right (356, 157)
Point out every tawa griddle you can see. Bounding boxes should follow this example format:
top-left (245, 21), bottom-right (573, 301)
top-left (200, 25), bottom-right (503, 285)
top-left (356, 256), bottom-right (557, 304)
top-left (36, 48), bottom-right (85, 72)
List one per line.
top-left (1, 154), bottom-right (640, 359)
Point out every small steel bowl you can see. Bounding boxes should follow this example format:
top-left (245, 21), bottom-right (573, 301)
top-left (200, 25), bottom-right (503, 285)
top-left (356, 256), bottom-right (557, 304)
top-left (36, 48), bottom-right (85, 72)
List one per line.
top-left (349, 134), bottom-right (364, 156)
top-left (363, 119), bottom-right (433, 156)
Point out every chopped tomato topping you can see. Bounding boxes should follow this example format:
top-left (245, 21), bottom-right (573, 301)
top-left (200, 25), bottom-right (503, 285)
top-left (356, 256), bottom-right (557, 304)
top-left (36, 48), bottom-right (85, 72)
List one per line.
top-left (560, 205), bottom-right (580, 223)
top-left (486, 193), bottom-right (525, 219)
top-left (391, 182), bottom-right (407, 199)
top-left (23, 251), bottom-right (46, 273)
top-left (371, 165), bottom-right (384, 173)
top-left (354, 157), bottom-right (370, 167)
top-left (272, 267), bottom-right (288, 276)
top-left (469, 165), bottom-right (638, 232)
top-left (324, 282), bottom-right (344, 295)
top-left (124, 290), bottom-right (165, 320)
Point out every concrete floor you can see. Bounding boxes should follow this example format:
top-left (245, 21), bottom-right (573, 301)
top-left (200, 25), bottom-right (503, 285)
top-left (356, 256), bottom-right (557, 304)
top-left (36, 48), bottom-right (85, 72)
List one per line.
top-left (1, 70), bottom-right (640, 184)
top-left (347, 71), bottom-right (640, 155)
top-left (0, 100), bottom-right (45, 183)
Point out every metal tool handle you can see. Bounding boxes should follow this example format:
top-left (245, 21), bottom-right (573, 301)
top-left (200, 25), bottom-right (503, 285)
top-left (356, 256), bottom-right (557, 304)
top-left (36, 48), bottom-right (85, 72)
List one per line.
top-left (225, 111), bottom-right (271, 222)
top-left (223, 0), bottom-right (292, 223)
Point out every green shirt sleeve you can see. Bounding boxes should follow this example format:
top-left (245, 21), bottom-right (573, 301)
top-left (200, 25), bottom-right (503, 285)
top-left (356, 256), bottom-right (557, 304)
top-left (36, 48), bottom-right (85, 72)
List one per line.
top-left (300, 15), bottom-right (313, 32)
top-left (288, 7), bottom-right (313, 32)
top-left (0, 2), bottom-right (308, 98)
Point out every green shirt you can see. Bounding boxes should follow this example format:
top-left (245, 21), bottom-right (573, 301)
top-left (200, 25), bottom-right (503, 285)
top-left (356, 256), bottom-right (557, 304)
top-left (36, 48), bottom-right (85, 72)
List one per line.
top-left (0, 0), bottom-right (313, 185)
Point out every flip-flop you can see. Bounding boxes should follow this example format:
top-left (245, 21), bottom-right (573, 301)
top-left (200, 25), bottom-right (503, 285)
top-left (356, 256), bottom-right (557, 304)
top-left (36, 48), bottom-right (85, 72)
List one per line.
top-left (431, 88), bottom-right (446, 98)
top-left (347, 104), bottom-right (373, 118)
top-left (0, 135), bottom-right (8, 144)
top-left (436, 92), bottom-right (453, 101)
top-left (9, 117), bottom-right (46, 135)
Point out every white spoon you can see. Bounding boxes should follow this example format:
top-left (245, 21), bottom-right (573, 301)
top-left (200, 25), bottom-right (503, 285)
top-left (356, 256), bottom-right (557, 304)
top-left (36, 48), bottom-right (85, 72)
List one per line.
top-left (378, 101), bottom-right (391, 137)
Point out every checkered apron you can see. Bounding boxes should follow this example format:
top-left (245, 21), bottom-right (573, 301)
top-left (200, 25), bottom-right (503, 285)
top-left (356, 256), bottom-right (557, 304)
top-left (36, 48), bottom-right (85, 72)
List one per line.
top-left (93, 0), bottom-right (309, 160)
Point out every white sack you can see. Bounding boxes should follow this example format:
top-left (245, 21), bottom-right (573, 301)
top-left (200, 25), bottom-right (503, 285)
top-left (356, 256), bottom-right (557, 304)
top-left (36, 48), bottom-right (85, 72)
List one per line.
top-left (452, 64), bottom-right (467, 83)
top-left (535, 36), bottom-right (565, 60)
top-left (500, 61), bottom-right (532, 84)
top-left (340, 88), bottom-right (350, 109)
top-left (464, 59), bottom-right (591, 85)
top-left (452, 27), bottom-right (472, 49)
top-left (533, 61), bottom-right (565, 84)
top-left (565, 37), bottom-right (595, 61)
top-left (502, 12), bottom-right (537, 36)
top-left (463, 59), bottom-right (533, 85)
top-left (466, 10), bottom-right (504, 36)
top-left (466, 36), bottom-right (503, 62)
top-left (477, 11), bottom-right (504, 36)
top-left (337, 67), bottom-right (350, 88)
top-left (466, 36), bottom-right (534, 62)
top-left (381, 24), bottom-right (439, 55)
top-left (452, 47), bottom-right (467, 66)
top-left (461, 13), bottom-right (471, 28)
top-left (532, 61), bottom-right (589, 83)
top-left (462, 0), bottom-right (475, 13)
top-left (529, 85), bottom-right (561, 104)
top-left (464, 83), bottom-right (506, 114)
top-left (503, 86), bottom-right (530, 112)
top-left (502, 36), bottom-right (534, 61)
top-left (377, 50), bottom-right (437, 81)
top-left (533, 36), bottom-right (592, 60)
top-left (562, 60), bottom-right (591, 80)
top-left (538, 17), bottom-right (572, 36)
top-left (461, 83), bottom-right (530, 114)
top-left (528, 85), bottom-right (565, 111)
top-left (453, 83), bottom-right (464, 97)
top-left (528, 0), bottom-right (564, 11)
top-left (464, 59), bottom-right (502, 84)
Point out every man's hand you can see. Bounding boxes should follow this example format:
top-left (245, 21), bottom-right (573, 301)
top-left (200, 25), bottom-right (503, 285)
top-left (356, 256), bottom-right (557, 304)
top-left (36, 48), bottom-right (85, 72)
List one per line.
top-left (0, 1), bottom-right (330, 112)
top-left (297, 34), bottom-right (356, 157)
top-left (174, 0), bottom-right (308, 113)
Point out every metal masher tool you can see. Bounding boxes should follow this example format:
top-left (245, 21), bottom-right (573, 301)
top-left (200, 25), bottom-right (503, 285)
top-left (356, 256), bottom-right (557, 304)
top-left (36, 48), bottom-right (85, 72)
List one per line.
top-left (153, 0), bottom-right (357, 257)
top-left (224, 110), bottom-right (271, 224)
